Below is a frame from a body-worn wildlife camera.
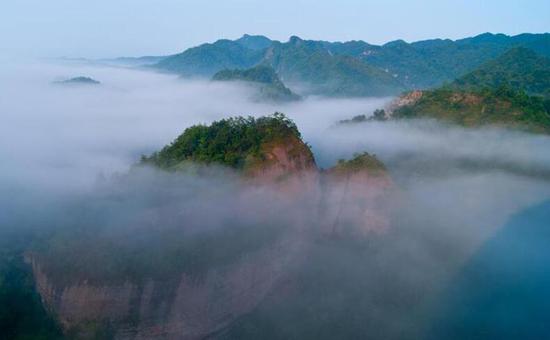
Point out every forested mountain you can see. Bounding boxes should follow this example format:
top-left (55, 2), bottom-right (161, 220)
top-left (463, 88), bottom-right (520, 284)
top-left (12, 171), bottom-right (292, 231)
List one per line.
top-left (262, 36), bottom-right (403, 96)
top-left (141, 113), bottom-right (306, 170)
top-left (384, 45), bottom-right (550, 133)
top-left (322, 32), bottom-right (550, 88)
top-left (155, 39), bottom-right (265, 77)
top-left (235, 34), bottom-right (274, 51)
top-left (390, 87), bottom-right (550, 134)
top-left (151, 33), bottom-right (550, 96)
top-left (212, 65), bottom-right (300, 102)
top-left (453, 47), bottom-right (550, 97)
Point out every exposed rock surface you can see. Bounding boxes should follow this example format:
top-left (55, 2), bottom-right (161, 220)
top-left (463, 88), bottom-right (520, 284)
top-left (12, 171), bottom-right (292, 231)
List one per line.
top-left (29, 234), bottom-right (305, 340)
top-left (244, 134), bottom-right (319, 199)
top-left (386, 90), bottom-right (423, 115)
top-left (321, 153), bottom-right (394, 235)
top-left (30, 116), bottom-right (395, 339)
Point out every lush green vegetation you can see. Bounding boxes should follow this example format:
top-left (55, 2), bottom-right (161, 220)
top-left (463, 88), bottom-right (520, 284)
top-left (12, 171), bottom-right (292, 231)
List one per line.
top-left (392, 86), bottom-right (550, 133)
top-left (264, 37), bottom-right (404, 97)
top-left (141, 113), bottom-right (304, 170)
top-left (212, 65), bottom-right (300, 102)
top-left (332, 152), bottom-right (387, 175)
top-left (213, 65), bottom-right (285, 85)
top-left (453, 47), bottom-right (550, 97)
top-left (235, 34), bottom-right (273, 51)
top-left (326, 33), bottom-right (550, 89)
top-left (338, 109), bottom-right (387, 124)
top-left (154, 39), bottom-right (265, 77)
top-left (152, 33), bottom-right (550, 96)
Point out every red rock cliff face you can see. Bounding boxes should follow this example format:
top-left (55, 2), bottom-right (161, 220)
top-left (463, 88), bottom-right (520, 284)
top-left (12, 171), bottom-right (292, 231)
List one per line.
top-left (30, 140), bottom-right (394, 339)
top-left (29, 234), bottom-right (305, 340)
top-left (321, 154), bottom-right (394, 236)
top-left (244, 134), bottom-right (319, 198)
top-left (386, 90), bottom-right (423, 115)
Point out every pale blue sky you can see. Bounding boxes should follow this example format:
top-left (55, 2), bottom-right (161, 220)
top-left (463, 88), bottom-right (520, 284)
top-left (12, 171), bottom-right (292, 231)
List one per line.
top-left (1, 0), bottom-right (549, 58)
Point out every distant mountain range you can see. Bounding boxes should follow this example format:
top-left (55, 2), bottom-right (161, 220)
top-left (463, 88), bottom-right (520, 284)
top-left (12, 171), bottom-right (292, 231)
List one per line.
top-left (146, 32), bottom-right (550, 97)
top-left (453, 47), bottom-right (550, 97)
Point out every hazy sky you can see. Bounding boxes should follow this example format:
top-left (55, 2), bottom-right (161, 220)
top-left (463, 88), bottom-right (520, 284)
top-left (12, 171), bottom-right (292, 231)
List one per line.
top-left (1, 0), bottom-right (549, 59)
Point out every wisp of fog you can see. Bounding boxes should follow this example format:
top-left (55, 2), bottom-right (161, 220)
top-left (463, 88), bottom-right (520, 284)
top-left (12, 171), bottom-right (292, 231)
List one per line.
top-left (1, 61), bottom-right (550, 339)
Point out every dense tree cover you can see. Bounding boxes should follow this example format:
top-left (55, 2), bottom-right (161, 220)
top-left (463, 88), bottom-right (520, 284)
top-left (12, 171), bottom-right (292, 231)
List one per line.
top-left (213, 65), bottom-right (284, 85)
top-left (141, 113), bottom-right (303, 170)
top-left (393, 85), bottom-right (550, 133)
top-left (212, 65), bottom-right (300, 102)
top-left (332, 152), bottom-right (387, 174)
top-left (453, 47), bottom-right (550, 97)
top-left (235, 34), bottom-right (273, 51)
top-left (155, 39), bottom-right (265, 77)
top-left (318, 33), bottom-right (550, 89)
top-left (263, 37), bottom-right (404, 97)
top-left (153, 33), bottom-right (550, 96)
top-left (338, 109), bottom-right (387, 125)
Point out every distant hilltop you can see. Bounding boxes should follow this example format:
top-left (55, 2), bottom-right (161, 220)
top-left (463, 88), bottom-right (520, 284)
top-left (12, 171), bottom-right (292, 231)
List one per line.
top-left (212, 65), bottom-right (301, 102)
top-left (53, 76), bottom-right (101, 85)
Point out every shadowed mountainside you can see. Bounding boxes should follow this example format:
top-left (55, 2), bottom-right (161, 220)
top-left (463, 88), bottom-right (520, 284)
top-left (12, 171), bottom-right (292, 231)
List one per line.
top-left (212, 65), bottom-right (300, 102)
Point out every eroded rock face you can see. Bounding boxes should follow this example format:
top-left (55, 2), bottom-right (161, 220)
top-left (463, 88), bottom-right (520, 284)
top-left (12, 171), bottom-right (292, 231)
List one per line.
top-left (244, 134), bottom-right (319, 199)
top-left (30, 125), bottom-right (395, 339)
top-left (386, 90), bottom-right (423, 115)
top-left (321, 153), bottom-right (394, 236)
top-left (28, 233), bottom-right (305, 340)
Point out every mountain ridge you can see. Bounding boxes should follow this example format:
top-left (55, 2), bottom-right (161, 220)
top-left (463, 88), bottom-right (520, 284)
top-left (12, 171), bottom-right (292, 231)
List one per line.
top-left (212, 65), bottom-right (300, 102)
top-left (149, 32), bottom-right (550, 96)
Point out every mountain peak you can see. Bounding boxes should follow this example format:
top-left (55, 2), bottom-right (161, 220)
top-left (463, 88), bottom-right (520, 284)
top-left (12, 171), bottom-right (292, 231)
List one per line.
top-left (468, 32), bottom-right (509, 43)
top-left (288, 35), bottom-right (304, 44)
top-left (383, 39), bottom-right (409, 47)
top-left (235, 34), bottom-right (273, 50)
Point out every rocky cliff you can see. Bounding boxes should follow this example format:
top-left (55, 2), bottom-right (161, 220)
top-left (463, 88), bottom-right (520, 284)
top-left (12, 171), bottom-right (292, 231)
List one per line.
top-left (30, 114), bottom-right (395, 339)
top-left (321, 153), bottom-right (393, 236)
top-left (28, 234), bottom-right (305, 340)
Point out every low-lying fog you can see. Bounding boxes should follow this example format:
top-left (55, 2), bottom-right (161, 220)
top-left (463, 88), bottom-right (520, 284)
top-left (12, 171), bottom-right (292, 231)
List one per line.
top-left (1, 61), bottom-right (550, 338)
top-left (2, 61), bottom-right (549, 232)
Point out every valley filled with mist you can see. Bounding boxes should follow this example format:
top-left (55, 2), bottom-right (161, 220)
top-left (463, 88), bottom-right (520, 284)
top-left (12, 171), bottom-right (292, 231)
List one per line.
top-left (1, 54), bottom-right (550, 339)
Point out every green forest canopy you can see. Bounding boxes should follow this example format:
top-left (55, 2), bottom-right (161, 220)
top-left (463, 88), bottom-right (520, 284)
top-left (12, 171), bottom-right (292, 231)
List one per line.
top-left (141, 113), bottom-right (303, 170)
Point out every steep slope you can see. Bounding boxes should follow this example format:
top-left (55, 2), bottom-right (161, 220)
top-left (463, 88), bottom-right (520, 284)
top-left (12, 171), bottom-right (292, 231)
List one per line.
top-left (154, 39), bottom-right (265, 77)
top-left (382, 46), bottom-right (550, 133)
top-left (321, 153), bottom-right (393, 235)
top-left (262, 36), bottom-right (404, 97)
top-left (30, 114), bottom-right (397, 339)
top-left (141, 113), bottom-right (313, 172)
top-left (390, 87), bottom-right (550, 133)
top-left (29, 113), bottom-right (317, 338)
top-left (235, 34), bottom-right (274, 51)
top-left (453, 47), bottom-right (550, 97)
top-left (212, 65), bottom-right (300, 102)
top-left (151, 32), bottom-right (550, 95)
top-left (346, 33), bottom-right (550, 89)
